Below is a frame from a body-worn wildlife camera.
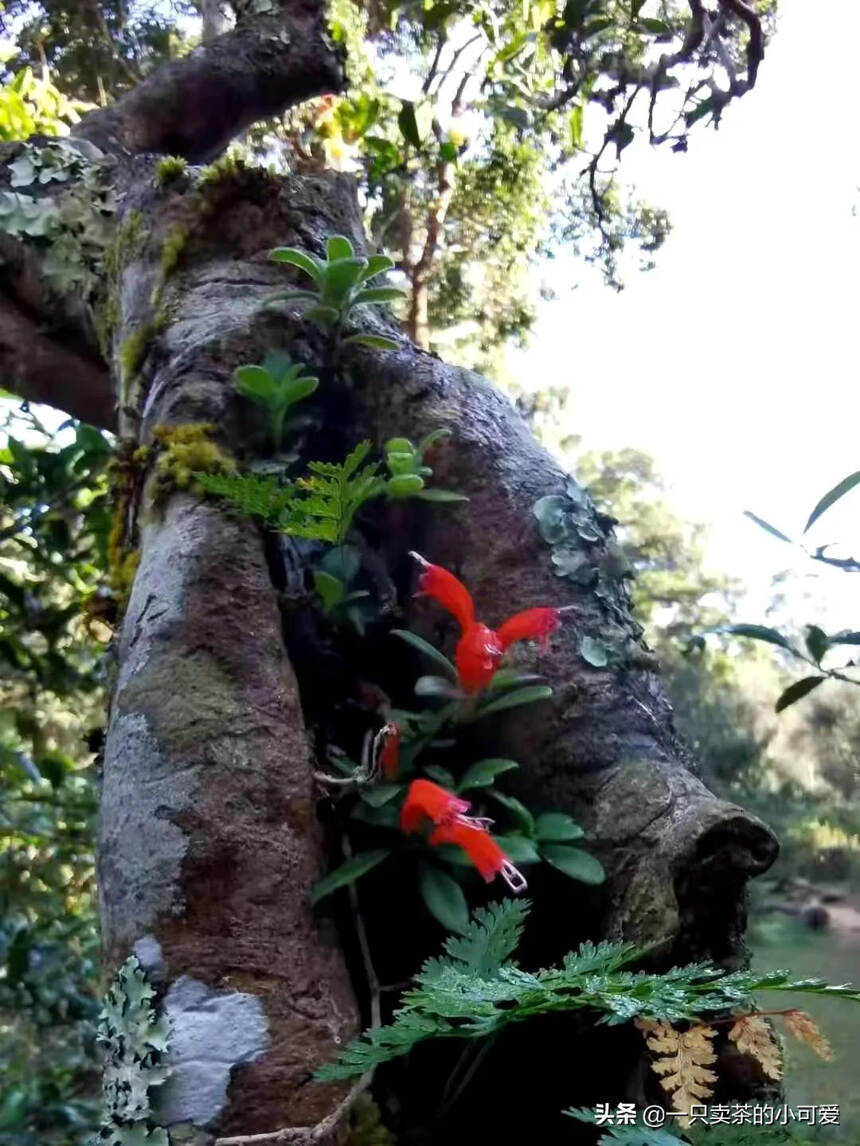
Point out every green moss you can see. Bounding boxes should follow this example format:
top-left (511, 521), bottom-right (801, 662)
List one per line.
top-left (155, 155), bottom-right (188, 187)
top-left (151, 222), bottom-right (190, 306)
top-left (159, 223), bottom-right (190, 280)
top-left (346, 1095), bottom-right (392, 1146)
top-left (199, 154), bottom-right (245, 187)
top-left (151, 422), bottom-right (237, 507)
top-left (106, 440), bottom-right (150, 611)
top-left (94, 290), bottom-right (119, 358)
top-left (118, 324), bottom-right (154, 402)
top-left (104, 207), bottom-right (146, 282)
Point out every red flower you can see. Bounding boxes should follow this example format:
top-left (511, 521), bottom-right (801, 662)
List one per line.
top-left (400, 779), bottom-right (527, 892)
top-left (410, 552), bottom-right (564, 692)
top-left (429, 821), bottom-right (527, 892)
top-left (374, 722), bottom-right (400, 780)
top-left (400, 778), bottom-right (470, 834)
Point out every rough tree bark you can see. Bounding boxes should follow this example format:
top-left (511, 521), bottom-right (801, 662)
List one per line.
top-left (0, 3), bottom-right (778, 1143)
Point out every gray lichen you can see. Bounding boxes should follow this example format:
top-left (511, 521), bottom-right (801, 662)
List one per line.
top-left (98, 711), bottom-right (195, 947)
top-left (154, 976), bottom-right (269, 1127)
top-left (93, 955), bottom-right (172, 1146)
top-left (533, 480), bottom-right (641, 667)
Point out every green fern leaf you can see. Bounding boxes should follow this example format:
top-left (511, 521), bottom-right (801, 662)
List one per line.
top-left (289, 440), bottom-right (384, 544)
top-left (315, 900), bottom-right (860, 1083)
top-left (194, 472), bottom-right (294, 524)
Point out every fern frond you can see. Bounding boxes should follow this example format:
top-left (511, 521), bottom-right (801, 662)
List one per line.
top-left (635, 1019), bottom-right (717, 1125)
top-left (440, 898), bottom-right (530, 977)
top-left (314, 1010), bottom-right (453, 1082)
top-left (290, 440), bottom-right (384, 544)
top-left (728, 1014), bottom-right (782, 1080)
top-left (565, 1108), bottom-right (682, 1145)
top-left (315, 901), bottom-right (859, 1083)
top-left (782, 1009), bottom-right (833, 1060)
top-left (194, 472), bottom-right (294, 523)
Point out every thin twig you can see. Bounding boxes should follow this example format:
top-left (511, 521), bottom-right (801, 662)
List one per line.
top-left (213, 1076), bottom-right (368, 1145)
top-left (343, 832), bottom-right (382, 1030)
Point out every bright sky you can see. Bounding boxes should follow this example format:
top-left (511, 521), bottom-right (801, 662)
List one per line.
top-left (514, 0), bottom-right (860, 630)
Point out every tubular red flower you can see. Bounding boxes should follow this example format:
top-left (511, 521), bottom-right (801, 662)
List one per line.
top-left (429, 821), bottom-right (527, 892)
top-left (455, 623), bottom-right (504, 694)
top-left (495, 607), bottom-right (561, 652)
top-left (400, 779), bottom-right (470, 834)
top-left (410, 553), bottom-right (474, 633)
top-left (410, 554), bottom-right (566, 693)
top-left (375, 722), bottom-right (400, 780)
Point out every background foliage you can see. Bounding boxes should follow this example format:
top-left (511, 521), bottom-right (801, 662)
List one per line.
top-left (1, 1), bottom-right (858, 1143)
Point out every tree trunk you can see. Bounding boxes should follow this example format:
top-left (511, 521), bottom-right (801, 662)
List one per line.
top-left (0, 10), bottom-right (778, 1142)
top-left (95, 159), bottom-right (775, 1141)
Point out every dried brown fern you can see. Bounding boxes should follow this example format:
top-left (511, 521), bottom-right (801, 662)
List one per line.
top-left (728, 1013), bottom-right (783, 1080)
top-left (783, 1009), bottom-right (834, 1060)
top-left (635, 1019), bottom-right (718, 1127)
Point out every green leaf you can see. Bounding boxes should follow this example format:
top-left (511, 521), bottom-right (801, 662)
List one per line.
top-left (391, 629), bottom-right (459, 682)
top-left (535, 813), bottom-right (585, 842)
top-left (638, 17), bottom-right (671, 33)
top-left (355, 286), bottom-right (407, 304)
top-left (804, 470), bottom-right (860, 532)
top-left (489, 791), bottom-right (535, 835)
top-left (310, 849), bottom-right (390, 906)
top-left (541, 845), bottom-right (605, 885)
top-left (234, 364), bottom-right (277, 401)
top-left (569, 103), bottom-right (584, 149)
top-left (387, 473), bottom-right (425, 498)
top-left (804, 624), bottom-right (829, 664)
top-left (269, 247), bottom-right (322, 283)
top-left (313, 570), bottom-right (345, 614)
top-left (718, 624), bottom-right (793, 651)
top-left (744, 510), bottom-right (792, 544)
top-left (473, 684), bottom-right (553, 719)
top-left (358, 254), bottom-right (395, 281)
top-left (413, 487), bottom-right (469, 503)
top-left (579, 635), bottom-right (608, 667)
top-left (322, 256), bottom-right (368, 302)
top-left (342, 333), bottom-right (400, 350)
top-left (326, 235), bottom-right (355, 260)
top-left (415, 674), bottom-right (461, 699)
top-left (350, 802), bottom-right (400, 829)
top-left (424, 764), bottom-right (456, 788)
top-left (398, 99), bottom-right (432, 147)
top-left (493, 834), bottom-right (541, 864)
top-left (303, 304), bottom-right (340, 325)
top-left (775, 676), bottom-right (825, 713)
top-left (485, 669), bottom-right (545, 692)
top-left (267, 289), bottom-right (320, 307)
top-left (319, 544), bottom-right (361, 584)
top-left (419, 865), bottom-right (470, 934)
top-left (457, 758), bottom-right (519, 791)
top-left (360, 782), bottom-right (403, 808)
top-left (612, 121), bottom-right (635, 155)
top-left (283, 375), bottom-right (319, 406)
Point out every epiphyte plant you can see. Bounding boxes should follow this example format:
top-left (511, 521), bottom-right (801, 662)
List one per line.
top-left (268, 234), bottom-right (406, 351)
top-left (383, 429), bottom-right (468, 503)
top-left (233, 349), bottom-right (318, 451)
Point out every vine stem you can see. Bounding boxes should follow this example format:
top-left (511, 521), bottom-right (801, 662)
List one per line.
top-left (213, 834), bottom-right (380, 1146)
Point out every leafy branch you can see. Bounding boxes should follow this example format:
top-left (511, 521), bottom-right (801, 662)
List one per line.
top-left (703, 468), bottom-right (860, 710)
